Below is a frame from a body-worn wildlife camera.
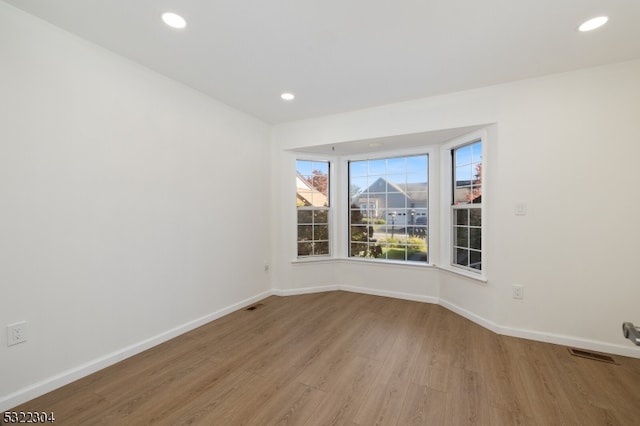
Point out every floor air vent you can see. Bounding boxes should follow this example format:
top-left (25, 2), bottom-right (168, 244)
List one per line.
top-left (245, 303), bottom-right (264, 311)
top-left (568, 348), bottom-right (617, 364)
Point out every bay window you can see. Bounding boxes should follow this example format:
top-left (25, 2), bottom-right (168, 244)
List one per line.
top-left (292, 127), bottom-right (488, 279)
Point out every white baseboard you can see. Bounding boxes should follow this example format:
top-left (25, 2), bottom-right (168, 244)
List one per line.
top-left (438, 298), bottom-right (640, 359)
top-left (272, 285), bottom-right (339, 296)
top-left (4, 286), bottom-right (639, 411)
top-left (274, 284), bottom-right (438, 304)
top-left (438, 298), bottom-right (500, 333)
top-left (0, 290), bottom-right (275, 412)
top-left (496, 324), bottom-right (640, 359)
top-left (338, 285), bottom-right (440, 304)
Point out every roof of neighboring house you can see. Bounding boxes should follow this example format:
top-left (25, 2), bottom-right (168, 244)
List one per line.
top-left (354, 177), bottom-right (428, 203)
top-left (296, 174), bottom-right (328, 206)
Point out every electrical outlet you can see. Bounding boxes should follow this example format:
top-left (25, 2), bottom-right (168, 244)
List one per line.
top-left (515, 202), bottom-right (527, 216)
top-left (7, 321), bottom-right (27, 346)
top-left (512, 285), bottom-right (524, 299)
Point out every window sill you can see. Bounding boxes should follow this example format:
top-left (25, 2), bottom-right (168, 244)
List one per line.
top-left (291, 257), bottom-right (342, 265)
top-left (292, 256), bottom-right (435, 269)
top-left (290, 258), bottom-right (487, 284)
top-left (436, 265), bottom-right (488, 284)
top-left (343, 257), bottom-right (434, 269)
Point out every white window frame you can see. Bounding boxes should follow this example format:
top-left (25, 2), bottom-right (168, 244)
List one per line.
top-left (344, 147), bottom-right (433, 266)
top-left (295, 158), bottom-right (333, 259)
top-left (440, 129), bottom-right (487, 281)
top-left (290, 126), bottom-right (489, 280)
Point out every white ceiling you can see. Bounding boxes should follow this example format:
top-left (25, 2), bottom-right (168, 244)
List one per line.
top-left (290, 125), bottom-right (487, 155)
top-left (4, 0), bottom-right (640, 124)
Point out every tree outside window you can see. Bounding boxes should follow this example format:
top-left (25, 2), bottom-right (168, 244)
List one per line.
top-left (452, 140), bottom-right (482, 271)
top-left (296, 160), bottom-right (330, 257)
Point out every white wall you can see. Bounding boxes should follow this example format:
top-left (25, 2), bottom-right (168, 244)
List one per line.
top-left (272, 59), bottom-right (640, 358)
top-left (3, 0), bottom-right (640, 411)
top-left (0, 3), bottom-right (271, 409)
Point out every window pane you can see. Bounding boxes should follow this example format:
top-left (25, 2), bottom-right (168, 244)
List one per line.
top-left (411, 208), bottom-right (428, 218)
top-left (316, 242), bottom-right (330, 255)
top-left (455, 144), bottom-right (472, 166)
top-left (412, 226), bottom-right (428, 237)
top-left (387, 157), bottom-right (406, 174)
top-left (407, 155), bottom-right (428, 172)
top-left (407, 175), bottom-right (428, 186)
top-left (387, 173), bottom-right (406, 186)
top-left (369, 175), bottom-right (385, 189)
top-left (298, 242), bottom-right (313, 256)
top-left (314, 225), bottom-right (329, 240)
top-left (455, 227), bottom-right (469, 248)
top-left (471, 143), bottom-right (483, 163)
top-left (407, 191), bottom-right (429, 211)
top-left (350, 225), bottom-right (370, 241)
top-left (349, 161), bottom-right (368, 177)
top-left (456, 165), bottom-right (472, 185)
top-left (350, 205), bottom-right (365, 222)
top-left (453, 188), bottom-right (469, 204)
top-left (408, 207), bottom-right (427, 237)
top-left (470, 228), bottom-right (482, 250)
top-left (369, 159), bottom-right (386, 175)
top-left (296, 160), bottom-right (329, 207)
top-left (470, 208), bottom-right (481, 226)
top-left (298, 225), bottom-right (313, 241)
top-left (407, 236), bottom-right (427, 262)
top-left (297, 210), bottom-right (312, 224)
top-left (455, 248), bottom-right (469, 266)
top-left (385, 246), bottom-right (407, 261)
top-left (470, 250), bottom-right (482, 270)
top-left (453, 140), bottom-right (482, 205)
top-left (350, 176), bottom-right (368, 201)
top-left (455, 209), bottom-right (468, 225)
top-left (314, 210), bottom-right (328, 223)
top-left (376, 225), bottom-right (395, 237)
top-left (471, 184), bottom-right (482, 204)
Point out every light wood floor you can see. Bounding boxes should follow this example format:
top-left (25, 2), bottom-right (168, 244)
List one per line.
top-left (11, 291), bottom-right (640, 425)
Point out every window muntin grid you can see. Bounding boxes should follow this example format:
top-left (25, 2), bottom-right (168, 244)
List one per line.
top-left (349, 154), bottom-right (428, 263)
top-left (452, 140), bottom-right (482, 272)
top-left (296, 160), bottom-right (330, 257)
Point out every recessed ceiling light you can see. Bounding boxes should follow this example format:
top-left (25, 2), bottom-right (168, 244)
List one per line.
top-left (162, 12), bottom-right (187, 29)
top-left (579, 16), bottom-right (608, 32)
top-left (281, 92), bottom-right (295, 101)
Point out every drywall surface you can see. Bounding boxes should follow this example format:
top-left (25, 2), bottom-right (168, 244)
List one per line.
top-left (272, 59), bottom-right (640, 357)
top-left (0, 3), bottom-right (271, 409)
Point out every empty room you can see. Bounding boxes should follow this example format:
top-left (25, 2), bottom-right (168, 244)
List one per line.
top-left (2, 0), bottom-right (640, 424)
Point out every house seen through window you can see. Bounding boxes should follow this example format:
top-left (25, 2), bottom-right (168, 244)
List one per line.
top-left (452, 140), bottom-right (482, 272)
top-left (293, 129), bottom-right (486, 274)
top-left (348, 154), bottom-right (428, 263)
top-left (296, 160), bottom-right (330, 257)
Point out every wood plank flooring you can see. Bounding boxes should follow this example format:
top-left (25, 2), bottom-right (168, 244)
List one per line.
top-left (9, 291), bottom-right (640, 425)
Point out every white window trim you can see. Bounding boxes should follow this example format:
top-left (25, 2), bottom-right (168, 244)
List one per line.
top-left (289, 126), bottom-right (490, 283)
top-left (439, 129), bottom-right (488, 282)
top-left (342, 146), bottom-right (435, 266)
top-left (293, 156), bottom-right (337, 262)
